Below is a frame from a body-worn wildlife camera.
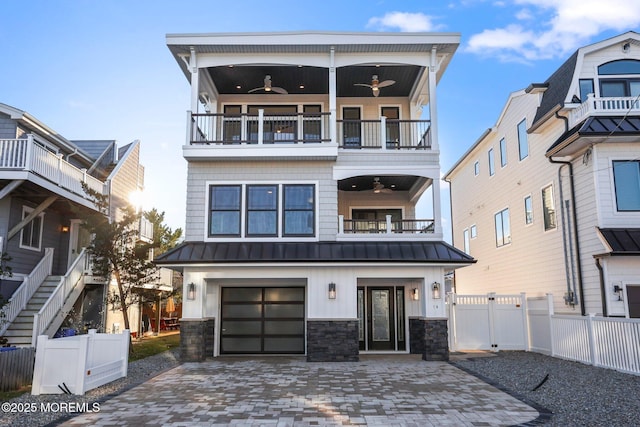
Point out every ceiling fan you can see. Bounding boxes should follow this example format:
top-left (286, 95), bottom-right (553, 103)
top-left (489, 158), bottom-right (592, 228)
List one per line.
top-left (354, 75), bottom-right (396, 97)
top-left (248, 75), bottom-right (288, 94)
top-left (372, 177), bottom-right (393, 194)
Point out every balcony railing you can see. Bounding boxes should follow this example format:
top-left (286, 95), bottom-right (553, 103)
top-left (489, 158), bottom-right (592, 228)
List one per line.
top-left (337, 118), bottom-right (431, 150)
top-left (190, 112), bottom-right (332, 145)
top-left (138, 216), bottom-right (154, 243)
top-left (0, 135), bottom-right (107, 198)
top-left (188, 111), bottom-right (431, 149)
top-left (339, 216), bottom-right (435, 235)
top-left (568, 95), bottom-right (640, 128)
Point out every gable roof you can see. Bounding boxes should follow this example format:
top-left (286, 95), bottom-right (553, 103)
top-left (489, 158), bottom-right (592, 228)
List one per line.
top-left (155, 241), bottom-right (475, 266)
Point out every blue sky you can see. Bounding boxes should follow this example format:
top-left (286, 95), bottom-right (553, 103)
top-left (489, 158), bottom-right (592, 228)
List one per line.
top-left (2, 0), bottom-right (640, 239)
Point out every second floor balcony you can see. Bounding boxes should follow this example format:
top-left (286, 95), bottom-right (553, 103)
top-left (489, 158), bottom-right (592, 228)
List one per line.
top-left (568, 95), bottom-right (640, 128)
top-left (186, 111), bottom-right (431, 160)
top-left (0, 135), bottom-right (107, 205)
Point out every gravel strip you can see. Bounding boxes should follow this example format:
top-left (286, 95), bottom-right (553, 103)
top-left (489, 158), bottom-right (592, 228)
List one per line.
top-left (452, 351), bottom-right (640, 427)
top-left (0, 347), bottom-right (180, 427)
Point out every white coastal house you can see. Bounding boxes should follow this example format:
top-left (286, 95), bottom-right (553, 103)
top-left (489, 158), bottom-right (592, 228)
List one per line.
top-left (0, 102), bottom-right (155, 346)
top-left (444, 31), bottom-right (640, 319)
top-left (156, 31), bottom-right (474, 361)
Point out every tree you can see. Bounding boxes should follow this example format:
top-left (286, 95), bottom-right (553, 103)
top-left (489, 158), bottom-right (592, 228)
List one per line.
top-left (80, 184), bottom-right (159, 332)
top-left (143, 208), bottom-right (182, 256)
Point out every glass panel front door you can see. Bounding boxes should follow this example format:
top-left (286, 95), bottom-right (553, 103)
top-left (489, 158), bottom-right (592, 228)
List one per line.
top-left (357, 286), bottom-right (405, 351)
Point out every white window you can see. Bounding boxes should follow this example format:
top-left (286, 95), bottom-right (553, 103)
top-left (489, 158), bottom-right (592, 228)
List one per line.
top-left (524, 195), bottom-right (533, 225)
top-left (20, 206), bottom-right (44, 251)
top-left (613, 160), bottom-right (640, 211)
top-left (474, 161), bottom-right (480, 176)
top-left (499, 138), bottom-right (507, 167)
top-left (494, 208), bottom-right (511, 247)
top-left (470, 224), bottom-right (477, 239)
top-left (463, 228), bottom-right (470, 254)
top-left (517, 119), bottom-right (528, 161)
top-left (488, 148), bottom-right (495, 176)
top-left (542, 185), bottom-right (556, 231)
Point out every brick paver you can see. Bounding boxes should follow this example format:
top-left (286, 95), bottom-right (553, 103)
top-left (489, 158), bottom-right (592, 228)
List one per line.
top-left (61, 355), bottom-right (543, 426)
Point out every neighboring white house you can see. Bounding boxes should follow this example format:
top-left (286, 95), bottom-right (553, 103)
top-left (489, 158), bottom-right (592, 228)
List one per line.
top-left (0, 103), bottom-right (155, 346)
top-left (444, 31), bottom-right (640, 319)
top-left (156, 31), bottom-right (474, 362)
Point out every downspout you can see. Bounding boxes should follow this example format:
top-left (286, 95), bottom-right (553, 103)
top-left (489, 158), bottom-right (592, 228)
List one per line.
top-left (443, 175), bottom-right (456, 294)
top-left (548, 110), bottom-right (586, 316)
top-left (595, 256), bottom-right (608, 317)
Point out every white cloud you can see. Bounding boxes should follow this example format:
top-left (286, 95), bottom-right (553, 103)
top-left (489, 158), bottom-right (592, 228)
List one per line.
top-left (367, 12), bottom-right (444, 32)
top-left (467, 0), bottom-right (640, 61)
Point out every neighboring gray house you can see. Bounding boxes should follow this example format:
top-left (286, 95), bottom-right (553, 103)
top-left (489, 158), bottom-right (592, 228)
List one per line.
top-left (156, 31), bottom-right (474, 362)
top-left (445, 32), bottom-right (640, 319)
top-left (0, 103), bottom-right (152, 346)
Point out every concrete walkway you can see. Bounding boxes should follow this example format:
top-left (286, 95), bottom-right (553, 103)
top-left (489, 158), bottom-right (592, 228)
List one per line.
top-left (60, 355), bottom-right (544, 426)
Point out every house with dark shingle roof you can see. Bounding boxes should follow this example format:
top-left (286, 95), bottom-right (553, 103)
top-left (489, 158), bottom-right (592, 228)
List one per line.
top-left (445, 31), bottom-right (640, 319)
top-left (156, 31), bottom-right (475, 362)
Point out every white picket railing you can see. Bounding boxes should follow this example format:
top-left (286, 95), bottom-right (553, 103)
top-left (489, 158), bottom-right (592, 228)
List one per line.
top-left (0, 135), bottom-right (106, 198)
top-left (32, 329), bottom-right (129, 395)
top-left (32, 249), bottom-right (88, 345)
top-left (0, 248), bottom-right (54, 336)
top-left (568, 94), bottom-right (640, 128)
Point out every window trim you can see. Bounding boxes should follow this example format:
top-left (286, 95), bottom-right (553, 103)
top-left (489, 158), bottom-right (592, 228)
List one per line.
top-left (205, 181), bottom-right (319, 242)
top-left (209, 185), bottom-right (242, 237)
top-left (245, 184), bottom-right (279, 237)
top-left (612, 160), bottom-right (640, 212)
top-left (488, 148), bottom-right (495, 176)
top-left (524, 195), bottom-right (534, 226)
top-left (19, 206), bottom-right (45, 252)
top-left (470, 224), bottom-right (477, 239)
top-left (494, 207), bottom-right (511, 248)
top-left (463, 228), bottom-right (470, 254)
top-left (517, 119), bottom-right (529, 161)
top-left (541, 184), bottom-right (557, 231)
top-left (474, 160), bottom-right (480, 176)
top-left (499, 138), bottom-right (507, 168)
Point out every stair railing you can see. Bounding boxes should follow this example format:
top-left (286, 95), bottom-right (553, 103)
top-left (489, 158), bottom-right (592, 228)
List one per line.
top-left (0, 248), bottom-right (54, 336)
top-left (32, 249), bottom-right (87, 346)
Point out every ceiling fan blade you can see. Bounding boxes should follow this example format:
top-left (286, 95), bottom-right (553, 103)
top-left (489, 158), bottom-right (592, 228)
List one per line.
top-left (248, 87), bottom-right (265, 93)
top-left (380, 188), bottom-right (393, 194)
top-left (271, 87), bottom-right (289, 94)
top-left (377, 80), bottom-right (396, 88)
top-left (354, 83), bottom-right (373, 88)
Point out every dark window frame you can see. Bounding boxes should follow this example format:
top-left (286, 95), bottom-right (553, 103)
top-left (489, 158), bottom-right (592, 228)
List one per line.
top-left (246, 185), bottom-right (279, 237)
top-left (494, 208), bottom-right (511, 247)
top-left (283, 184), bottom-right (316, 237)
top-left (517, 119), bottom-right (528, 161)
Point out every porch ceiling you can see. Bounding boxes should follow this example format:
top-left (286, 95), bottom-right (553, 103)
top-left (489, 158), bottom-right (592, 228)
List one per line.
top-left (207, 65), bottom-right (422, 97)
top-left (338, 175), bottom-right (422, 192)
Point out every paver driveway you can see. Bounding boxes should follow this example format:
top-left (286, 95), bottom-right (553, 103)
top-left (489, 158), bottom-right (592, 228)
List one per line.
top-left (60, 355), bottom-right (544, 426)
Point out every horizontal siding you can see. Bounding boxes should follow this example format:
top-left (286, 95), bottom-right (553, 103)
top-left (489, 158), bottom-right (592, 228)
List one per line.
top-left (0, 113), bottom-right (17, 139)
top-left (185, 161), bottom-right (337, 241)
top-left (450, 92), bottom-right (577, 314)
top-left (338, 190), bottom-right (416, 218)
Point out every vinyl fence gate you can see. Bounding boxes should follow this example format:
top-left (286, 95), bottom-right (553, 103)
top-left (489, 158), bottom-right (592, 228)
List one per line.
top-left (449, 293), bottom-right (529, 351)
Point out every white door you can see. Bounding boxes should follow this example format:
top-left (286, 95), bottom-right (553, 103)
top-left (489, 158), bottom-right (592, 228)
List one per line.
top-left (67, 219), bottom-right (89, 269)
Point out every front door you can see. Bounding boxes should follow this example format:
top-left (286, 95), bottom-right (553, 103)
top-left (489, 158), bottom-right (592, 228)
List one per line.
top-left (67, 219), bottom-right (90, 270)
top-left (628, 285), bottom-right (640, 318)
top-left (358, 286), bottom-right (406, 351)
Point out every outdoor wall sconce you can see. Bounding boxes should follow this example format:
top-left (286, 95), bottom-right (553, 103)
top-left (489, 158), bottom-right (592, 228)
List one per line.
top-left (328, 282), bottom-right (336, 299)
top-left (613, 284), bottom-right (624, 301)
top-left (412, 287), bottom-right (419, 301)
top-left (432, 282), bottom-right (442, 299)
top-left (61, 225), bottom-right (70, 233)
top-left (187, 282), bottom-right (196, 300)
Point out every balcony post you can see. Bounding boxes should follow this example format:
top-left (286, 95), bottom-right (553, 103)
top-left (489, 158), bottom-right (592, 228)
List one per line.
top-left (385, 215), bottom-right (392, 234)
top-left (57, 154), bottom-right (63, 186)
top-left (189, 47), bottom-right (199, 114)
top-left (338, 215), bottom-right (344, 234)
top-left (258, 109), bottom-right (264, 144)
top-left (428, 47), bottom-right (439, 152)
top-left (329, 47), bottom-right (337, 144)
top-left (25, 134), bottom-right (34, 170)
top-left (186, 110), bottom-right (193, 144)
top-left (380, 116), bottom-right (387, 150)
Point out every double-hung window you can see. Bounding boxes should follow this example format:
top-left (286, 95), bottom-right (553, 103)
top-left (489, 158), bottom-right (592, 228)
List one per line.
top-left (524, 195), bottom-right (533, 225)
top-left (209, 183), bottom-right (315, 238)
top-left (542, 185), bottom-right (557, 230)
top-left (488, 148), bottom-right (495, 176)
top-left (494, 208), bottom-right (511, 247)
top-left (20, 206), bottom-right (44, 251)
top-left (499, 138), bottom-right (507, 167)
top-left (613, 160), bottom-right (640, 211)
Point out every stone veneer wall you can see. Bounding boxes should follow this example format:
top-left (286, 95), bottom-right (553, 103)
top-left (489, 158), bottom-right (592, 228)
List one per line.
top-left (307, 320), bottom-right (359, 362)
top-left (409, 317), bottom-right (449, 361)
top-left (180, 318), bottom-right (215, 362)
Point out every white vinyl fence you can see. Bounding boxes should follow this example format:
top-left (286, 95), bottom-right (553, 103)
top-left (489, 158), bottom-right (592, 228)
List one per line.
top-left (451, 293), bottom-right (640, 376)
top-left (448, 293), bottom-right (528, 351)
top-left (31, 329), bottom-right (129, 395)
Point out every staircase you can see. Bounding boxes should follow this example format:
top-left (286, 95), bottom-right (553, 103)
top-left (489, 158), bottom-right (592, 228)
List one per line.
top-left (3, 276), bottom-right (62, 347)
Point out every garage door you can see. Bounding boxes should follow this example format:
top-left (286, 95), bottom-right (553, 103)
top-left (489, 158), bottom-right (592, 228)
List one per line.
top-left (220, 287), bottom-right (305, 354)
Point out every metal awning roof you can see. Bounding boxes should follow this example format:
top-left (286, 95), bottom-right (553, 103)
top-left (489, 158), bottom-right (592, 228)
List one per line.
top-left (155, 241), bottom-right (475, 265)
top-left (597, 228), bottom-right (640, 256)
